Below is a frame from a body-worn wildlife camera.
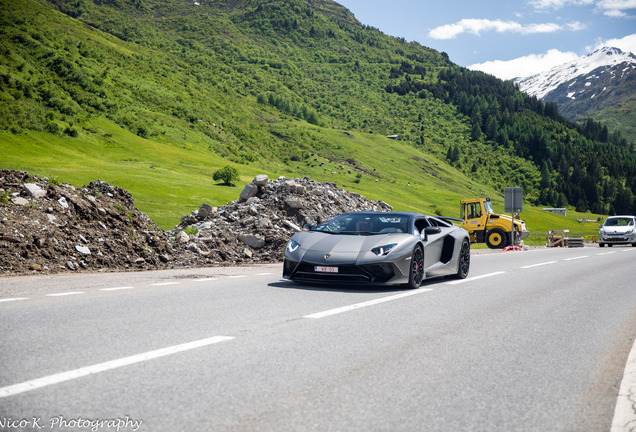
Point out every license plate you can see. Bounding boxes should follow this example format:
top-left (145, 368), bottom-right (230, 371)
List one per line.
top-left (314, 266), bottom-right (338, 273)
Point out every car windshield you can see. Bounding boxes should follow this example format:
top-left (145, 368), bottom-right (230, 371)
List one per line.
top-left (604, 217), bottom-right (634, 227)
top-left (312, 213), bottom-right (411, 235)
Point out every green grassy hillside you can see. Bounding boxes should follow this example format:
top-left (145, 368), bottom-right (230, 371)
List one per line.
top-left (0, 120), bottom-right (604, 245)
top-left (0, 0), bottom-right (620, 243)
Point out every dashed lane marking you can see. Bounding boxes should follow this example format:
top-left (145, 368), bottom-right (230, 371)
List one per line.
top-left (0, 298), bottom-right (29, 303)
top-left (0, 336), bottom-right (235, 399)
top-left (304, 288), bottom-right (434, 319)
top-left (445, 271), bottom-right (507, 285)
top-left (99, 286), bottom-right (135, 291)
top-left (521, 261), bottom-right (558, 269)
top-left (0, 271), bottom-right (276, 304)
top-left (563, 255), bottom-right (589, 261)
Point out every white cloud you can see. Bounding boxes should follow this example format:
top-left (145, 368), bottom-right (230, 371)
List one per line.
top-left (530, 0), bottom-right (595, 9)
top-left (467, 32), bottom-right (636, 81)
top-left (428, 18), bottom-right (580, 39)
top-left (590, 32), bottom-right (636, 53)
top-left (567, 21), bottom-right (586, 30)
top-left (596, 0), bottom-right (636, 17)
top-left (530, 0), bottom-right (636, 16)
top-left (429, 19), bottom-right (517, 40)
top-left (467, 49), bottom-right (580, 80)
top-left (524, 22), bottom-right (564, 33)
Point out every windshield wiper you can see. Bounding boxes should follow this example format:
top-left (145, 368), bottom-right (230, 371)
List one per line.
top-left (333, 231), bottom-right (378, 235)
top-left (311, 230), bottom-right (379, 235)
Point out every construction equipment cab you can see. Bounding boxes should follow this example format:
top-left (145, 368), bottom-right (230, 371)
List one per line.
top-left (460, 198), bottom-right (529, 249)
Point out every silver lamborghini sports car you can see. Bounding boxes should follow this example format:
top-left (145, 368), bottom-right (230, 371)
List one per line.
top-left (283, 211), bottom-right (471, 288)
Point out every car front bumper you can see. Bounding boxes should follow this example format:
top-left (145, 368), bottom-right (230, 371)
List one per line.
top-left (599, 232), bottom-right (636, 245)
top-left (282, 258), bottom-right (410, 285)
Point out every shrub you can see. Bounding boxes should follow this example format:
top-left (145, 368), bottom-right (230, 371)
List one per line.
top-left (184, 226), bottom-right (198, 236)
top-left (213, 165), bottom-right (239, 186)
top-left (63, 126), bottom-right (78, 137)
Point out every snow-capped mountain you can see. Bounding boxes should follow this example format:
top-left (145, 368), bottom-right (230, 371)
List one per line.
top-left (514, 47), bottom-right (636, 100)
top-left (513, 47), bottom-right (636, 139)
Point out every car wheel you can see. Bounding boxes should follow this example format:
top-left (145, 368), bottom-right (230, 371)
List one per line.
top-left (486, 229), bottom-right (508, 249)
top-left (406, 245), bottom-right (424, 289)
top-left (453, 239), bottom-right (470, 279)
top-left (599, 243), bottom-right (605, 247)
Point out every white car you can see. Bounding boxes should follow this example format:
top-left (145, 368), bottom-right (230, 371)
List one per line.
top-left (598, 216), bottom-right (636, 247)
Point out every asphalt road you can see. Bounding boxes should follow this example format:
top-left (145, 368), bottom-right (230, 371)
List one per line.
top-left (1, 246), bottom-right (635, 432)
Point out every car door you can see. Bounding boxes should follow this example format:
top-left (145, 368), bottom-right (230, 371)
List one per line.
top-left (415, 217), bottom-right (446, 271)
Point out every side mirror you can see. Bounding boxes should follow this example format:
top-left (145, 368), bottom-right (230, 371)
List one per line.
top-left (421, 226), bottom-right (441, 240)
top-left (425, 226), bottom-right (442, 235)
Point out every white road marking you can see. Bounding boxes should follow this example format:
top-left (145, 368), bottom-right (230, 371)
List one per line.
top-left (445, 271), bottom-right (507, 285)
top-left (304, 288), bottom-right (434, 319)
top-left (599, 251), bottom-right (617, 255)
top-left (563, 256), bottom-right (589, 261)
top-left (100, 286), bottom-right (135, 291)
top-left (611, 334), bottom-right (636, 432)
top-left (521, 261), bottom-right (557, 269)
top-left (0, 336), bottom-right (235, 399)
top-left (1, 272), bottom-right (268, 304)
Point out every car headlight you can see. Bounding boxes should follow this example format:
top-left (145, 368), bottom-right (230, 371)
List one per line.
top-left (627, 228), bottom-right (635, 235)
top-left (371, 243), bottom-right (397, 256)
top-left (286, 239), bottom-right (301, 254)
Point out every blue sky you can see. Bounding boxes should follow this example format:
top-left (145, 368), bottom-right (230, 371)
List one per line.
top-left (335, 0), bottom-right (636, 79)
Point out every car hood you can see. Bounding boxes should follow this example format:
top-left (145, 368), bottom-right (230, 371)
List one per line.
top-left (292, 231), bottom-right (410, 264)
top-left (602, 226), bottom-right (634, 233)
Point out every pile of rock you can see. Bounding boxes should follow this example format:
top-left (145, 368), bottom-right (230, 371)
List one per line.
top-left (169, 175), bottom-right (392, 265)
top-left (0, 170), bottom-right (392, 275)
top-left (0, 170), bottom-right (180, 274)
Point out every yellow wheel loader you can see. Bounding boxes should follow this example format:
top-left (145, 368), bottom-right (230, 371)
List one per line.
top-left (460, 198), bottom-right (529, 249)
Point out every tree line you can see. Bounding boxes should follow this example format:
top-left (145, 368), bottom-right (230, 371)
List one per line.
top-left (387, 65), bottom-right (636, 215)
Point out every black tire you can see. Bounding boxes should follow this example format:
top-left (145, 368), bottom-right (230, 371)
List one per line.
top-left (453, 239), bottom-right (470, 279)
top-left (599, 243), bottom-right (605, 247)
top-left (486, 228), bottom-right (508, 249)
top-left (406, 245), bottom-right (424, 289)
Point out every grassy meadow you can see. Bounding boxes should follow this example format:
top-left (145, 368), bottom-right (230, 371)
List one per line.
top-left (1, 116), bottom-right (605, 245)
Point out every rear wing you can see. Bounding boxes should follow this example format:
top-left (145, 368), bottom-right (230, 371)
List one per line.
top-left (439, 216), bottom-right (463, 224)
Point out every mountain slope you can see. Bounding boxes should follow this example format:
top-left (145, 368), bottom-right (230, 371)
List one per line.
top-left (1, 0), bottom-right (635, 230)
top-left (515, 47), bottom-right (636, 140)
